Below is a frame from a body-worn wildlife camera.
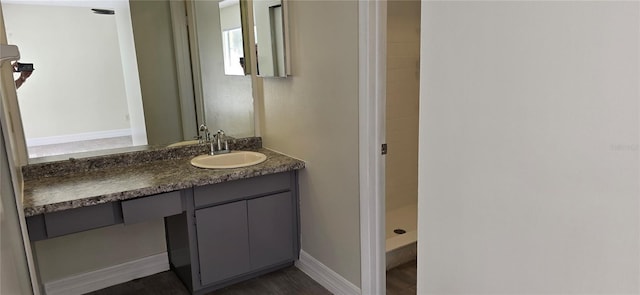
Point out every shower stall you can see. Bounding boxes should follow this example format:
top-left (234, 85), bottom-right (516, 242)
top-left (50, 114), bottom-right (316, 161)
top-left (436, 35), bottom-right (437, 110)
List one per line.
top-left (385, 0), bottom-right (420, 270)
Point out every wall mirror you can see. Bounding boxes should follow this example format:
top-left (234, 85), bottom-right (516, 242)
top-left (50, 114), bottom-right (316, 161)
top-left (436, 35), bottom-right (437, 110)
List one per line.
top-left (217, 0), bottom-right (290, 78)
top-left (0, 0), bottom-right (255, 163)
top-left (252, 0), bottom-right (289, 77)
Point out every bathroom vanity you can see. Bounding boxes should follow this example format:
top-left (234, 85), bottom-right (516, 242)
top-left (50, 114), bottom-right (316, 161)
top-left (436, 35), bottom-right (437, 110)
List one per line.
top-left (21, 139), bottom-right (304, 294)
top-left (167, 172), bottom-right (298, 292)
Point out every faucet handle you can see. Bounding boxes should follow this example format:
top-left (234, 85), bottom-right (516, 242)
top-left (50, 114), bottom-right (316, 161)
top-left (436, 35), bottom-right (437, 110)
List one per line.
top-left (215, 130), bottom-right (230, 153)
top-left (199, 124), bottom-right (212, 143)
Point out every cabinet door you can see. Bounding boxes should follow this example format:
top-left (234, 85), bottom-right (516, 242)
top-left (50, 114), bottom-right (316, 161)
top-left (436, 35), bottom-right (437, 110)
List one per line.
top-left (248, 192), bottom-right (294, 270)
top-left (195, 201), bottom-right (250, 286)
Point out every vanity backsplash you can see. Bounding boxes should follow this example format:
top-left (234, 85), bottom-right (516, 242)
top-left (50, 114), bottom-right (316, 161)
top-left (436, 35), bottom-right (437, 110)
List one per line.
top-left (22, 137), bottom-right (262, 180)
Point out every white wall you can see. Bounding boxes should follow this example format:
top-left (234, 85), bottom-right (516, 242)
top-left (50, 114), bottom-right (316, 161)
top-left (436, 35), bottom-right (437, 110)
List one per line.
top-left (418, 1), bottom-right (639, 294)
top-left (0, 112), bottom-right (32, 295)
top-left (194, 0), bottom-right (254, 138)
top-left (385, 0), bottom-right (420, 212)
top-left (0, 6), bottom-right (37, 292)
top-left (260, 0), bottom-right (361, 287)
top-left (2, 3), bottom-right (131, 139)
top-left (219, 2), bottom-right (241, 31)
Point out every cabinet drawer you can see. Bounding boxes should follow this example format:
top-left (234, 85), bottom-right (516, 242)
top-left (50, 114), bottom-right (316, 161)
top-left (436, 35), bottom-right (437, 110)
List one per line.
top-left (122, 191), bottom-right (183, 224)
top-left (44, 203), bottom-right (122, 238)
top-left (194, 172), bottom-right (291, 207)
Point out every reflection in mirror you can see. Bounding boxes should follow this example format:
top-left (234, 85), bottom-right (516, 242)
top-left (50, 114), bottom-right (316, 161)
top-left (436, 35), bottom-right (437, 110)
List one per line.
top-left (219, 0), bottom-right (245, 76)
top-left (3, 1), bottom-right (143, 158)
top-left (1, 0), bottom-right (259, 163)
top-left (1, 0), bottom-right (195, 160)
top-left (191, 0), bottom-right (254, 138)
top-left (252, 0), bottom-right (287, 77)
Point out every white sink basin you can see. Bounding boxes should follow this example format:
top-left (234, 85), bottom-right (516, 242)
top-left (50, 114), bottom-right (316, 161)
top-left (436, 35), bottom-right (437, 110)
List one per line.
top-left (191, 151), bottom-right (267, 169)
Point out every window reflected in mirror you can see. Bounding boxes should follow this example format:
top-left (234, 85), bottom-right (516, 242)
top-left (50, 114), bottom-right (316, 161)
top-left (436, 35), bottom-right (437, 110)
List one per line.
top-left (219, 0), bottom-right (245, 76)
top-left (221, 27), bottom-right (244, 76)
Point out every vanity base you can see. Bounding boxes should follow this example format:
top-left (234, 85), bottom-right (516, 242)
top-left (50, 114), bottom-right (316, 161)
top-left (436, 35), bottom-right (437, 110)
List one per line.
top-left (171, 261), bottom-right (295, 295)
top-left (165, 171), bottom-right (301, 294)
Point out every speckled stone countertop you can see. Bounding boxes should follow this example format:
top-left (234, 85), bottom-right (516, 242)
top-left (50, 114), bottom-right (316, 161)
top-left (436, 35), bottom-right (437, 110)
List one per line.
top-left (23, 137), bottom-right (263, 179)
top-left (22, 141), bottom-right (304, 217)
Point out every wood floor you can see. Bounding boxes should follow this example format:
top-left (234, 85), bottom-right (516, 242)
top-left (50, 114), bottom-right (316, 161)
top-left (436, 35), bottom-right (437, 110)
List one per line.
top-left (87, 260), bottom-right (417, 295)
top-left (386, 260), bottom-right (417, 295)
top-left (87, 266), bottom-right (331, 295)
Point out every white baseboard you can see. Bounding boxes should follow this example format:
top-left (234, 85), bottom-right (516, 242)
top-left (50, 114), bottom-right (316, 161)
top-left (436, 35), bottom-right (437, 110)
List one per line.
top-left (295, 250), bottom-right (361, 295)
top-left (27, 129), bottom-right (132, 147)
top-left (43, 253), bottom-right (169, 295)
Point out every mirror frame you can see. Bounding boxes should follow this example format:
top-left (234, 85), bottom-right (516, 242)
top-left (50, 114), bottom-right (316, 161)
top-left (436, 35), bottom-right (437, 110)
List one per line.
top-left (240, 0), bottom-right (253, 76)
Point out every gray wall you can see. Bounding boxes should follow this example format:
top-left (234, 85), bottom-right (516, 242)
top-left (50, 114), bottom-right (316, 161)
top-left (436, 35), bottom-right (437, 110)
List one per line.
top-left (418, 2), bottom-right (639, 293)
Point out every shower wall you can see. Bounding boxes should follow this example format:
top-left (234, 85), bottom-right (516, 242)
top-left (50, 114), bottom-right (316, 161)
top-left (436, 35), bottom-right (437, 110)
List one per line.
top-left (386, 0), bottom-right (420, 212)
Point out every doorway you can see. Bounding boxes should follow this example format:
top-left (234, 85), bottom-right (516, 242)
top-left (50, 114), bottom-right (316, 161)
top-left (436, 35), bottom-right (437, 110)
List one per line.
top-left (384, 0), bottom-right (420, 287)
top-left (358, 0), bottom-right (420, 293)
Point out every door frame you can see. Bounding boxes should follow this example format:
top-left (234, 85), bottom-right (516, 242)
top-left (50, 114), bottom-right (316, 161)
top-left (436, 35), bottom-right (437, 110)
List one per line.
top-left (0, 5), bottom-right (40, 294)
top-left (358, 0), bottom-right (386, 294)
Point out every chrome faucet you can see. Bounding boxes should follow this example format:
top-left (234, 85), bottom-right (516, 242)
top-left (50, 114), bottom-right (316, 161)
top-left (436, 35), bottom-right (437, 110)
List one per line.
top-left (209, 129), bottom-right (230, 155)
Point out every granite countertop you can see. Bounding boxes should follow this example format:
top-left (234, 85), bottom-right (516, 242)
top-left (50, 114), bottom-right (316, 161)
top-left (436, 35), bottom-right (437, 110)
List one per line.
top-left (23, 148), bottom-right (305, 217)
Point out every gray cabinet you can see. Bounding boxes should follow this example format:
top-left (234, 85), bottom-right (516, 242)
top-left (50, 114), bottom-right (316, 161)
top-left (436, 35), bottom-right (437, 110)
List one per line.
top-left (166, 171), bottom-right (300, 294)
top-left (24, 169), bottom-right (301, 295)
top-left (25, 191), bottom-right (183, 241)
top-left (248, 192), bottom-right (294, 270)
top-left (122, 191), bottom-right (182, 224)
top-left (44, 202), bottom-right (122, 238)
top-left (196, 201), bottom-right (250, 285)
